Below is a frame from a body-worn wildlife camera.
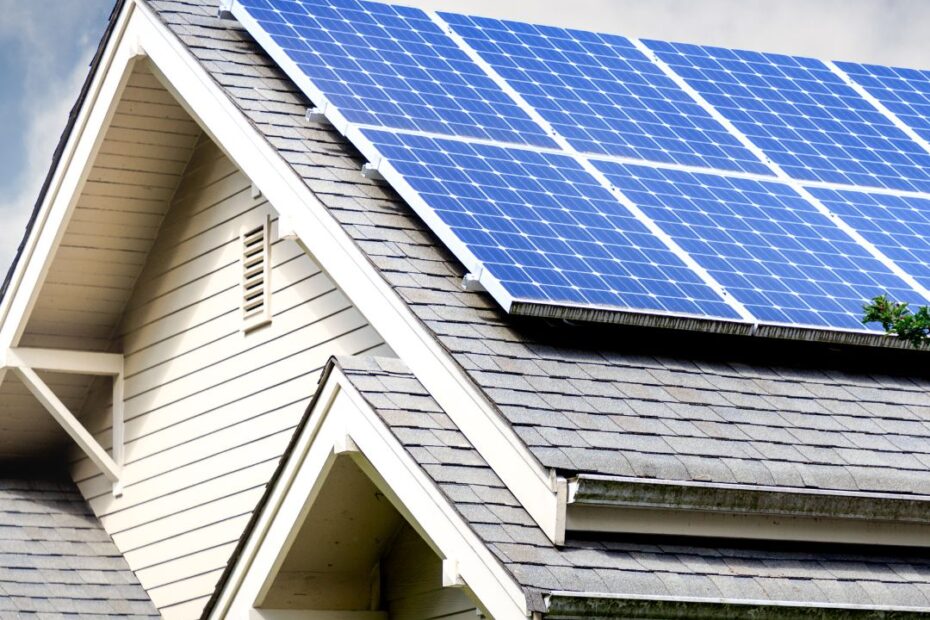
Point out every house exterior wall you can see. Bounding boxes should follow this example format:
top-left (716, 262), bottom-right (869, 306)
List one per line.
top-left (382, 525), bottom-right (480, 620)
top-left (70, 136), bottom-right (392, 619)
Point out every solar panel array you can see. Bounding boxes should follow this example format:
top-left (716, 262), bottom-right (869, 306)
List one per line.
top-left (233, 0), bottom-right (930, 342)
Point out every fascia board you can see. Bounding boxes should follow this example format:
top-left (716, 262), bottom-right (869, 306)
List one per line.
top-left (217, 365), bottom-right (528, 620)
top-left (128, 0), bottom-right (562, 543)
top-left (568, 474), bottom-right (930, 546)
top-left (544, 592), bottom-right (930, 619)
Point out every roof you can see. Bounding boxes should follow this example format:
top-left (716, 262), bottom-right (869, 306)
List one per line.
top-left (143, 0), bottom-right (930, 501)
top-left (337, 355), bottom-right (930, 618)
top-left (0, 470), bottom-right (158, 618)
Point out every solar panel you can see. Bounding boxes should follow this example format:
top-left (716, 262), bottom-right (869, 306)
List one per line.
top-left (594, 162), bottom-right (924, 329)
top-left (807, 187), bottom-right (930, 293)
top-left (836, 62), bottom-right (930, 146)
top-left (362, 128), bottom-right (743, 319)
top-left (441, 13), bottom-right (772, 175)
top-left (234, 0), bottom-right (556, 147)
top-left (232, 0), bottom-right (930, 343)
top-left (647, 40), bottom-right (930, 194)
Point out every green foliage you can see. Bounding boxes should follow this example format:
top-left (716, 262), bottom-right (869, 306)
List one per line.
top-left (862, 295), bottom-right (930, 348)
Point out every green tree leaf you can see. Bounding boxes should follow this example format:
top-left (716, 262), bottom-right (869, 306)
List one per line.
top-left (862, 295), bottom-right (930, 348)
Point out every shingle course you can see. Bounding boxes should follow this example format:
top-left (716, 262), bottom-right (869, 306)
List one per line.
top-left (148, 0), bottom-right (930, 553)
top-left (0, 473), bottom-right (156, 618)
top-left (339, 356), bottom-right (930, 613)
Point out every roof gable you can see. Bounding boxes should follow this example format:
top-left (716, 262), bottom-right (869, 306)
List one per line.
top-left (142, 0), bottom-right (930, 543)
top-left (210, 355), bottom-right (930, 618)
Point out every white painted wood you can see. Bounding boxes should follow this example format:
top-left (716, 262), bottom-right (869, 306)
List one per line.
top-left (7, 347), bottom-right (123, 375)
top-left (10, 361), bottom-right (120, 482)
top-left (136, 542), bottom-right (238, 590)
top-left (147, 567), bottom-right (226, 610)
top-left (215, 371), bottom-right (526, 620)
top-left (112, 371), bottom-right (125, 495)
top-left (567, 504), bottom-right (930, 547)
top-left (138, 0), bottom-right (561, 546)
top-left (384, 527), bottom-right (474, 620)
top-left (47, 65), bottom-right (385, 620)
top-left (252, 612), bottom-right (387, 620)
top-left (159, 596), bottom-right (213, 620)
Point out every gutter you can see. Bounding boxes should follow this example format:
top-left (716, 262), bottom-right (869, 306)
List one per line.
top-left (544, 592), bottom-right (930, 619)
top-left (565, 475), bottom-right (930, 546)
top-left (569, 474), bottom-right (930, 523)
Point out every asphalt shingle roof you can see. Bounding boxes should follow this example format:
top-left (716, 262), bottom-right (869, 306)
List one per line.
top-left (0, 471), bottom-right (158, 619)
top-left (146, 0), bottom-right (930, 495)
top-left (336, 355), bottom-right (930, 615)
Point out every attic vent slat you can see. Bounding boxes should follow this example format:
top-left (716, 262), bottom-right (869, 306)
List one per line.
top-left (241, 215), bottom-right (272, 332)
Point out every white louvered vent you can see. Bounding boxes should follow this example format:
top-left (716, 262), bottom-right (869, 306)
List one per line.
top-left (241, 216), bottom-right (272, 332)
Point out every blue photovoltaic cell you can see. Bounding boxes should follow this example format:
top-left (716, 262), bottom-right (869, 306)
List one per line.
top-left (648, 40), bottom-right (930, 193)
top-left (361, 128), bottom-right (741, 320)
top-left (442, 12), bottom-right (772, 176)
top-left (236, 0), bottom-right (556, 147)
top-left (838, 62), bottom-right (930, 145)
top-left (594, 161), bottom-right (923, 329)
top-left (234, 0), bottom-right (930, 335)
top-left (808, 187), bottom-right (930, 292)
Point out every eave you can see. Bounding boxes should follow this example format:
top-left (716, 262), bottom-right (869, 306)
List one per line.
top-left (566, 474), bottom-right (930, 547)
top-left (545, 593), bottom-right (930, 620)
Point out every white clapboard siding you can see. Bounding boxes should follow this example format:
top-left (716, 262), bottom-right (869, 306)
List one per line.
top-left (151, 570), bottom-right (227, 618)
top-left (159, 596), bottom-right (213, 620)
top-left (70, 136), bottom-right (390, 619)
top-left (102, 460), bottom-right (279, 534)
top-left (135, 542), bottom-right (238, 591)
top-left (383, 526), bottom-right (478, 620)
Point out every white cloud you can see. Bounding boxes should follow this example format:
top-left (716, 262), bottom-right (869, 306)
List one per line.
top-left (0, 29), bottom-right (95, 275)
top-left (395, 0), bottom-right (930, 68)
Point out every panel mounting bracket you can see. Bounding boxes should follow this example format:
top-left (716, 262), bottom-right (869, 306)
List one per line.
top-left (305, 106), bottom-right (330, 125)
top-left (361, 163), bottom-right (385, 182)
top-left (217, 0), bottom-right (235, 20)
top-left (462, 272), bottom-right (486, 293)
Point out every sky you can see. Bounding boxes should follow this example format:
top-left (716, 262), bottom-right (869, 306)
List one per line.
top-left (2, 0), bottom-right (930, 275)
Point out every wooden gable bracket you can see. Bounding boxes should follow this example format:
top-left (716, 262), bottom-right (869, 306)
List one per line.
top-left (2, 348), bottom-right (125, 496)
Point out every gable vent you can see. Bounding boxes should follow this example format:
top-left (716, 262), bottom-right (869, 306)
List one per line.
top-left (241, 215), bottom-right (272, 332)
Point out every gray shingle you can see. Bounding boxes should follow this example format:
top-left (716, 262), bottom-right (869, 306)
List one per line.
top-left (0, 474), bottom-right (157, 619)
top-left (339, 357), bottom-right (930, 614)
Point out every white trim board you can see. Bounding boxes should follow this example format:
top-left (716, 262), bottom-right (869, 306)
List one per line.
top-left (209, 364), bottom-right (528, 620)
top-left (138, 0), bottom-right (562, 543)
top-left (227, 0), bottom-right (930, 345)
top-left (0, 0), bottom-right (562, 547)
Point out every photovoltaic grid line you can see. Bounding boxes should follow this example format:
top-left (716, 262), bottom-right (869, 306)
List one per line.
top-left (634, 38), bottom-right (930, 305)
top-left (437, 12), bottom-right (772, 176)
top-left (594, 162), bottom-right (925, 329)
top-left (647, 40), bottom-right (930, 194)
top-left (437, 14), bottom-right (930, 322)
top-left (361, 128), bottom-right (745, 319)
top-left (232, 0), bottom-right (749, 322)
top-left (335, 121), bottom-right (930, 203)
top-left (232, 0), bottom-right (930, 333)
top-left (807, 187), bottom-right (930, 293)
top-left (230, 0), bottom-right (557, 148)
top-left (827, 61), bottom-right (930, 160)
top-left (429, 10), bottom-right (756, 322)
top-left (836, 61), bottom-right (930, 148)
top-left (350, 119), bottom-right (927, 330)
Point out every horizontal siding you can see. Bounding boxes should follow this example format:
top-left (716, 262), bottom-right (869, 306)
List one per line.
top-left (383, 526), bottom-right (478, 620)
top-left (23, 63), bottom-right (200, 347)
top-left (71, 137), bottom-right (391, 619)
